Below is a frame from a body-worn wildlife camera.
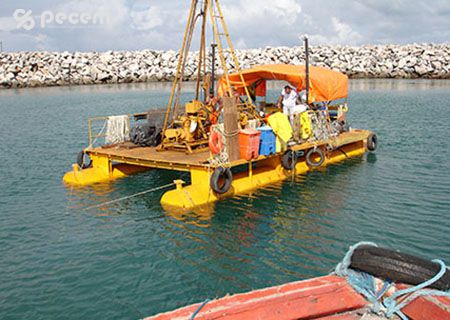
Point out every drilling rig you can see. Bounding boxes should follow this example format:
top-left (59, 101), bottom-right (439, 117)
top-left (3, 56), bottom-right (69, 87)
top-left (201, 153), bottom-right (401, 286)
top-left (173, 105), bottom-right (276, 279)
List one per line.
top-left (158, 0), bottom-right (257, 153)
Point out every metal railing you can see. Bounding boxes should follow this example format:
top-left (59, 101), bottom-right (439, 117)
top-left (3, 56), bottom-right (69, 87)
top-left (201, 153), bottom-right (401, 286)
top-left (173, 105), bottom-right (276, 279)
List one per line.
top-left (86, 112), bottom-right (149, 147)
top-left (86, 111), bottom-right (165, 148)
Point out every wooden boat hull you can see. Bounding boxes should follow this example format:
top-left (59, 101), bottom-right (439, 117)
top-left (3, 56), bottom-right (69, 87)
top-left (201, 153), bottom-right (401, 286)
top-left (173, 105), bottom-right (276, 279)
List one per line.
top-left (145, 275), bottom-right (450, 320)
top-left (146, 275), bottom-right (367, 320)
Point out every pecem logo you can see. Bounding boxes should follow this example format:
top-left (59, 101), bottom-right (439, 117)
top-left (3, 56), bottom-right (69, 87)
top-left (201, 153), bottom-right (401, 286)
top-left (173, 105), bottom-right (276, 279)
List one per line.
top-left (13, 9), bottom-right (109, 30)
top-left (13, 9), bottom-right (35, 31)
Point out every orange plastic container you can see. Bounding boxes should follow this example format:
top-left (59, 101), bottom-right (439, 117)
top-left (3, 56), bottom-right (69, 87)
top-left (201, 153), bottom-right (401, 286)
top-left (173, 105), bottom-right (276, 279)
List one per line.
top-left (238, 129), bottom-right (261, 161)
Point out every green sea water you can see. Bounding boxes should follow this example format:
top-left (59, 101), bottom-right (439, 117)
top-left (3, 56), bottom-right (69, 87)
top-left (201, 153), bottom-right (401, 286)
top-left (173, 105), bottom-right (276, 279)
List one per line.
top-left (0, 80), bottom-right (449, 319)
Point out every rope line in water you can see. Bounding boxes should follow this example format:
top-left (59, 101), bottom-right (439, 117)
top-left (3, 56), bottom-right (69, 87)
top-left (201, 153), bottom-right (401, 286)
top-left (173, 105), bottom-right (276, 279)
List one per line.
top-left (85, 182), bottom-right (175, 210)
top-left (190, 299), bottom-right (210, 320)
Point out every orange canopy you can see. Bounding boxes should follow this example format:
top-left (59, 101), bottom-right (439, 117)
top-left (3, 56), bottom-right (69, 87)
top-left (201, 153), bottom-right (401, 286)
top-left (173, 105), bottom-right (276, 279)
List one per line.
top-left (217, 64), bottom-right (348, 102)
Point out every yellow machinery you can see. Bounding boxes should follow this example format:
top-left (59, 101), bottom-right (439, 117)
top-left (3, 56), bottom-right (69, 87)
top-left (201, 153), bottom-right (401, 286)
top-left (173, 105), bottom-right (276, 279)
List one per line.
top-left (161, 100), bottom-right (210, 153)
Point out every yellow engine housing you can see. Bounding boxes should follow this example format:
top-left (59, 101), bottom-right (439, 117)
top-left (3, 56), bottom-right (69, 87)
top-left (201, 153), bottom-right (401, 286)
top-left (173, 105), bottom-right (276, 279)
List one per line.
top-left (185, 100), bottom-right (203, 114)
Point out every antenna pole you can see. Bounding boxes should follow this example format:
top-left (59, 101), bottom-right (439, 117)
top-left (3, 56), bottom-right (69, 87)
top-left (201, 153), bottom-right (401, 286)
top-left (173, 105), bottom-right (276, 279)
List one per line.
top-left (195, 0), bottom-right (208, 100)
top-left (211, 43), bottom-right (217, 95)
top-left (303, 35), bottom-right (310, 104)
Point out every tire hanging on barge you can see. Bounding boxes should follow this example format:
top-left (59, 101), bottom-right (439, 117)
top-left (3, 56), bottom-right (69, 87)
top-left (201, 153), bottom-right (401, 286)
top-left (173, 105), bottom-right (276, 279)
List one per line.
top-left (281, 150), bottom-right (298, 170)
top-left (306, 148), bottom-right (325, 168)
top-left (367, 133), bottom-right (377, 151)
top-left (210, 167), bottom-right (233, 195)
top-left (76, 150), bottom-right (92, 169)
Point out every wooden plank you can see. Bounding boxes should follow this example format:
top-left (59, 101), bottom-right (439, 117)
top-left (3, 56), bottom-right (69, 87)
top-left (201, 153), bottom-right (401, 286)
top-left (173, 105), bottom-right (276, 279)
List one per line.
top-left (402, 295), bottom-right (450, 320)
top-left (89, 146), bottom-right (210, 166)
top-left (223, 96), bottom-right (240, 162)
top-left (145, 275), bottom-right (367, 320)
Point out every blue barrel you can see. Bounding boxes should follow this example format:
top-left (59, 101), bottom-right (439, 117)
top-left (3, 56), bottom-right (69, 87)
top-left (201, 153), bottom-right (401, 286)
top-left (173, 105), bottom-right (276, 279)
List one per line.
top-left (257, 126), bottom-right (276, 156)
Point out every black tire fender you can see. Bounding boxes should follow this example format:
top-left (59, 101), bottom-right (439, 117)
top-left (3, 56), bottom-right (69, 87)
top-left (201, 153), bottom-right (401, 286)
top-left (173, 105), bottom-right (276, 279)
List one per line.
top-left (350, 245), bottom-right (450, 291)
top-left (281, 150), bottom-right (298, 170)
top-left (76, 150), bottom-right (92, 169)
top-left (306, 148), bottom-right (325, 168)
top-left (210, 167), bottom-right (233, 195)
top-left (367, 133), bottom-right (377, 151)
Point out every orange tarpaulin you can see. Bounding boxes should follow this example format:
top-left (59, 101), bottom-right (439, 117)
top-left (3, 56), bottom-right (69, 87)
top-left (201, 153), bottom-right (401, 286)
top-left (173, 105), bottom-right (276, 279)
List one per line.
top-left (217, 64), bottom-right (348, 102)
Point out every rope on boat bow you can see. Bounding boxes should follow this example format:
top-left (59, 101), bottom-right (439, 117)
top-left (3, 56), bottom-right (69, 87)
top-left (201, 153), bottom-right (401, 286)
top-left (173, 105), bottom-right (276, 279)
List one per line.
top-left (382, 259), bottom-right (450, 319)
top-left (335, 241), bottom-right (450, 319)
top-left (335, 242), bottom-right (385, 312)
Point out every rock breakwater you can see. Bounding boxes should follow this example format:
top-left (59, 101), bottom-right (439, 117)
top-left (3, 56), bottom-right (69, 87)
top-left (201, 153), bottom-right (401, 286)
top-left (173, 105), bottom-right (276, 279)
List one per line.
top-left (0, 43), bottom-right (448, 88)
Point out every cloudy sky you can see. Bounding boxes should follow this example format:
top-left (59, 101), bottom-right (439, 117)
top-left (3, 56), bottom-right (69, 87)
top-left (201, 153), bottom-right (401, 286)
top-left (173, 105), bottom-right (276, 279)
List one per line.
top-left (0, 0), bottom-right (449, 52)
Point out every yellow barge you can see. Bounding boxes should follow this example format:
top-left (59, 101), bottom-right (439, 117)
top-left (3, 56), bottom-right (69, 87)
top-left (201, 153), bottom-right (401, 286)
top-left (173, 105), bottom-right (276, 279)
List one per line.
top-left (63, 128), bottom-right (373, 210)
top-left (63, 0), bottom-right (377, 211)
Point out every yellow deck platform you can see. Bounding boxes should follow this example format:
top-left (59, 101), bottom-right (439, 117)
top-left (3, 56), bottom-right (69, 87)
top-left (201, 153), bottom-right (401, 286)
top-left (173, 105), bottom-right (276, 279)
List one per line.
top-left (63, 129), bottom-right (372, 210)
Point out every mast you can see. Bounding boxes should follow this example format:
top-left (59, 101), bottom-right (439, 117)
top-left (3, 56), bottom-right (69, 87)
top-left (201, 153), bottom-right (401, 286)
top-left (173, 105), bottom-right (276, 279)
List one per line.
top-left (303, 35), bottom-right (310, 104)
top-left (211, 43), bottom-right (217, 95)
top-left (195, 0), bottom-right (208, 101)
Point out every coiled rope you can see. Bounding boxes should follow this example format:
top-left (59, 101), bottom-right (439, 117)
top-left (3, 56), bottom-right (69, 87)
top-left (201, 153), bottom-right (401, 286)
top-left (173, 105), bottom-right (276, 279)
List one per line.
top-left (85, 182), bottom-right (175, 210)
top-left (335, 242), bottom-right (384, 312)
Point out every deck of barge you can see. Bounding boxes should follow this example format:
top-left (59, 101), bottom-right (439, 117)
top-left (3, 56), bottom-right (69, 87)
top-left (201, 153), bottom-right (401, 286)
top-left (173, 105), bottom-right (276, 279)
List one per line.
top-left (86, 129), bottom-right (371, 172)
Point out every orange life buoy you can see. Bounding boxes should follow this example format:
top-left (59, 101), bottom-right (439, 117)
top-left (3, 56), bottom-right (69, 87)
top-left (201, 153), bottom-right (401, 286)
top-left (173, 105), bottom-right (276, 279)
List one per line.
top-left (209, 131), bottom-right (223, 155)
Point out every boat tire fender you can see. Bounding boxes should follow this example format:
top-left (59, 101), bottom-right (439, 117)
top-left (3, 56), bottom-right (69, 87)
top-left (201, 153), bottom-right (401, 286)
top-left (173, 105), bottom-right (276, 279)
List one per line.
top-left (306, 148), bottom-right (325, 168)
top-left (281, 150), bottom-right (298, 170)
top-left (210, 167), bottom-right (233, 195)
top-left (76, 150), bottom-right (92, 169)
top-left (350, 245), bottom-right (450, 291)
top-left (367, 133), bottom-right (377, 151)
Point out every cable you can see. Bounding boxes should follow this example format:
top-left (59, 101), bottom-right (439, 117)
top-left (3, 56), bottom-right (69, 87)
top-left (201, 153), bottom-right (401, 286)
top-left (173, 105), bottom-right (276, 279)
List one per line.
top-left (85, 183), bottom-right (175, 210)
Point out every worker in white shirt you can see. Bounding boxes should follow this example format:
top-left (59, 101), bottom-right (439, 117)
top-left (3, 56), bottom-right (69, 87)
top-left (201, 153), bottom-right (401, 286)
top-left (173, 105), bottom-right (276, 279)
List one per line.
top-left (276, 85), bottom-right (298, 125)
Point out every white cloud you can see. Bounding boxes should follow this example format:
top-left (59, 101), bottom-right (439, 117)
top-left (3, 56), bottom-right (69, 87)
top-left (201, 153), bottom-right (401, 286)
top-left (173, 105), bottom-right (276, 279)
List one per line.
top-left (224, 0), bottom-right (302, 26)
top-left (130, 4), bottom-right (163, 30)
top-left (302, 13), bottom-right (313, 27)
top-left (218, 0), bottom-right (304, 48)
top-left (0, 0), bottom-right (449, 51)
top-left (307, 16), bottom-right (362, 45)
top-left (331, 17), bottom-right (362, 44)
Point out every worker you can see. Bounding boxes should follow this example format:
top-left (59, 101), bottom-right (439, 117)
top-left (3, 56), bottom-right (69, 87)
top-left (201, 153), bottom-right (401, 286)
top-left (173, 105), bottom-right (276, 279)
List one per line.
top-left (205, 90), bottom-right (222, 126)
top-left (205, 90), bottom-right (218, 107)
top-left (277, 85), bottom-right (298, 125)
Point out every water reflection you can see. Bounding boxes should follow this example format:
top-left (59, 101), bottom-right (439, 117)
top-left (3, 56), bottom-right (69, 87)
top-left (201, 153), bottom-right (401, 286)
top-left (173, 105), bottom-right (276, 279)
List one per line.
top-left (365, 152), bottom-right (377, 164)
top-left (3, 79), bottom-right (448, 98)
top-left (0, 81), bottom-right (197, 97)
top-left (349, 79), bottom-right (450, 91)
